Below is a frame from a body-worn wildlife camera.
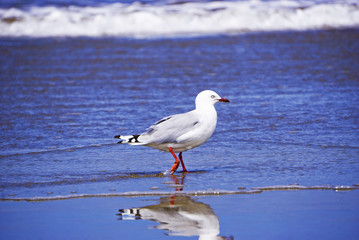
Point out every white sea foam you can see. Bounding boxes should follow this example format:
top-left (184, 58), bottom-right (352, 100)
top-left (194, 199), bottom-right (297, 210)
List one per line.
top-left (2, 184), bottom-right (358, 201)
top-left (0, 0), bottom-right (359, 37)
top-left (0, 189), bottom-right (263, 201)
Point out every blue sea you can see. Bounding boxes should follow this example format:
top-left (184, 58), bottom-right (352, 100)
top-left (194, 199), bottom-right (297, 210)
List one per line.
top-left (0, 0), bottom-right (359, 239)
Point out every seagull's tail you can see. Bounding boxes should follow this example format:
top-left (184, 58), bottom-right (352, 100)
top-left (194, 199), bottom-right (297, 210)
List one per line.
top-left (114, 134), bottom-right (144, 145)
top-left (118, 208), bottom-right (141, 220)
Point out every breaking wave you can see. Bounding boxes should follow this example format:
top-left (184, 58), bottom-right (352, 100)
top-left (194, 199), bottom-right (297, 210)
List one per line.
top-left (0, 0), bottom-right (359, 37)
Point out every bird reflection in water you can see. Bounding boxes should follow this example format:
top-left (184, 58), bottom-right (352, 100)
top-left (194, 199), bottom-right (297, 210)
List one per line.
top-left (118, 175), bottom-right (233, 240)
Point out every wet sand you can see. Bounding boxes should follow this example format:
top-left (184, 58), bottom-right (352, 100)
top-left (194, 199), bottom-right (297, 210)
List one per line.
top-left (1, 189), bottom-right (359, 240)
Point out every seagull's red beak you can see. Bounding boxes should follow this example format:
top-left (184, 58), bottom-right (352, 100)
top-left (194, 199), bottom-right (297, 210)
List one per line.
top-left (218, 98), bottom-right (230, 103)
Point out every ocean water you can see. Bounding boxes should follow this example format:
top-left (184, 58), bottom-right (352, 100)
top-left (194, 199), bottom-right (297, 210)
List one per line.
top-left (1, 0), bottom-right (359, 37)
top-left (0, 0), bottom-right (359, 239)
top-left (1, 29), bottom-right (359, 200)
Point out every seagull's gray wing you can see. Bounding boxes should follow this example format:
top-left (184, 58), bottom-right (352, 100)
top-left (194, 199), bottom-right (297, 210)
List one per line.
top-left (139, 111), bottom-right (200, 144)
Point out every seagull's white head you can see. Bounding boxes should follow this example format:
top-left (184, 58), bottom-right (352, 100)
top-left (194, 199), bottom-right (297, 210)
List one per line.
top-left (195, 90), bottom-right (230, 109)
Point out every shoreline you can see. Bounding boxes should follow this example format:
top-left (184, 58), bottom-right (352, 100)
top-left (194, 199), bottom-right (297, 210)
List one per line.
top-left (1, 183), bottom-right (358, 202)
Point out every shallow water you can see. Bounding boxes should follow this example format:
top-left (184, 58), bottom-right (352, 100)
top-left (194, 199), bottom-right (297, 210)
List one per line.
top-left (1, 29), bottom-right (359, 200)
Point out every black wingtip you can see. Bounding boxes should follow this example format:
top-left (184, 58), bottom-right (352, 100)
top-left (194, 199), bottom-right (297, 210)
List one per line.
top-left (114, 135), bottom-right (121, 139)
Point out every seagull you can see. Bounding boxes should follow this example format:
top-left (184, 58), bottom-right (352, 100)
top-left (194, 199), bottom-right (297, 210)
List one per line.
top-left (114, 90), bottom-right (230, 174)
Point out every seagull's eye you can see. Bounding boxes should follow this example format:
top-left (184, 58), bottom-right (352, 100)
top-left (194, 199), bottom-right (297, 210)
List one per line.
top-left (211, 95), bottom-right (216, 99)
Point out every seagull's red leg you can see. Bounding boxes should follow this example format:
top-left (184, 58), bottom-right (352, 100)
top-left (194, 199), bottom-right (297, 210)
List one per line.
top-left (178, 152), bottom-right (188, 172)
top-left (169, 147), bottom-right (179, 174)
